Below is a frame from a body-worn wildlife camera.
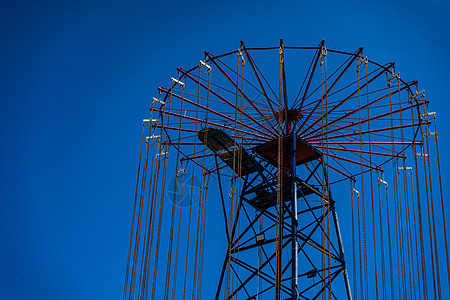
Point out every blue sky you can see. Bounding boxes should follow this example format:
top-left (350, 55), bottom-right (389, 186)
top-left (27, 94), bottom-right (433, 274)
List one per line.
top-left (1, 0), bottom-right (449, 299)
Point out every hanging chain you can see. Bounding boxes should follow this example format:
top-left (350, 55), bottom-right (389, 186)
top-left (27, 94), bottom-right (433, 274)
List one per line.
top-left (356, 53), bottom-right (368, 300)
top-left (428, 111), bottom-right (450, 295)
top-left (275, 40), bottom-right (284, 300)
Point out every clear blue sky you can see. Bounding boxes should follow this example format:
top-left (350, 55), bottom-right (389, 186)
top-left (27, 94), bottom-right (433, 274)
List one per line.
top-left (1, 0), bottom-right (449, 299)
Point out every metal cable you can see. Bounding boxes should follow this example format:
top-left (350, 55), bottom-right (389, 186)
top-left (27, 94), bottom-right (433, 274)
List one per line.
top-left (150, 89), bottom-right (172, 300)
top-left (143, 108), bottom-right (165, 300)
top-left (377, 176), bottom-right (386, 300)
top-left (432, 114), bottom-right (450, 295)
top-left (275, 41), bottom-right (284, 300)
top-left (423, 108), bottom-right (442, 300)
top-left (123, 123), bottom-right (146, 300)
top-left (413, 143), bottom-right (428, 299)
top-left (408, 159), bottom-right (422, 298)
top-left (356, 57), bottom-right (367, 300)
top-left (420, 125), bottom-right (438, 300)
top-left (386, 72), bottom-right (396, 299)
top-left (164, 84), bottom-right (186, 300)
top-left (182, 68), bottom-right (201, 300)
top-left (171, 163), bottom-right (186, 300)
top-left (366, 58), bottom-right (379, 300)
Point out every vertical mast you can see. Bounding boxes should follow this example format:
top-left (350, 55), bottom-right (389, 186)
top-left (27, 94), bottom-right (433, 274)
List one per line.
top-left (291, 135), bottom-right (298, 299)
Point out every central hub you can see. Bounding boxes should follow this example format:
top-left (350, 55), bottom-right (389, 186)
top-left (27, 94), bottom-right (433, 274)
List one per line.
top-left (275, 108), bottom-right (303, 122)
top-left (275, 108), bottom-right (304, 134)
top-left (253, 134), bottom-right (321, 169)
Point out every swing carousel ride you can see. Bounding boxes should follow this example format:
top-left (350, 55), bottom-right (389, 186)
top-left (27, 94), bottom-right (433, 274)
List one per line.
top-left (123, 40), bottom-right (450, 300)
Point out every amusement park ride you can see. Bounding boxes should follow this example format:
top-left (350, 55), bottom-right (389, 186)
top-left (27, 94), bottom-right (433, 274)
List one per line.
top-left (123, 40), bottom-right (450, 299)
